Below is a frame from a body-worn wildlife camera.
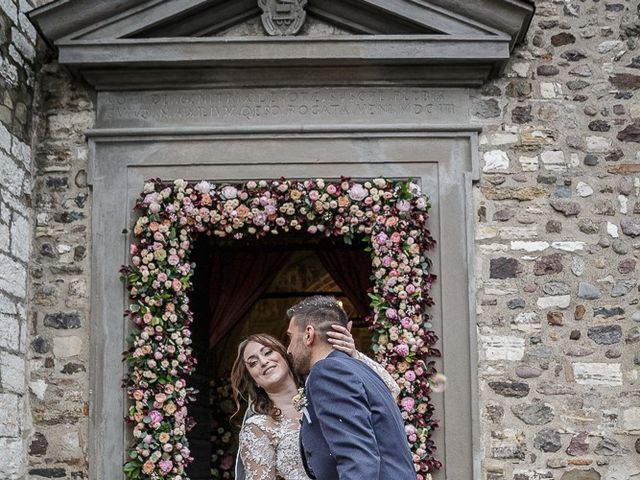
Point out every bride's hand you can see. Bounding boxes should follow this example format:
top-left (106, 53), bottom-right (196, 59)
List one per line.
top-left (327, 324), bottom-right (357, 357)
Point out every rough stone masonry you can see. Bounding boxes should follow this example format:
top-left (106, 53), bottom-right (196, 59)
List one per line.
top-left (0, 0), bottom-right (640, 479)
top-left (0, 0), bottom-right (38, 478)
top-left (472, 1), bottom-right (640, 479)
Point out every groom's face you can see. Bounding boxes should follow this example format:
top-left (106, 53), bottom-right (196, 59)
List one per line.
top-left (286, 317), bottom-right (312, 376)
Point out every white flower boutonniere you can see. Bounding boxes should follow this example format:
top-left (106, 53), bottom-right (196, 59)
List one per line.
top-left (292, 387), bottom-right (312, 424)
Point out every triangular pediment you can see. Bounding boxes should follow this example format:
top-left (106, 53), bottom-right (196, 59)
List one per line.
top-left (31, 0), bottom-right (532, 43)
top-left (28, 0), bottom-right (534, 88)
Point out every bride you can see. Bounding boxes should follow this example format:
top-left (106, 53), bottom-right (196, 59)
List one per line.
top-left (230, 325), bottom-right (399, 480)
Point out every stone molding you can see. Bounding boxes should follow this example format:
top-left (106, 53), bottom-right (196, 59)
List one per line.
top-left (28, 0), bottom-right (534, 88)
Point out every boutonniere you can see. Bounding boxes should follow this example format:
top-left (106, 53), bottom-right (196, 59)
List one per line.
top-left (292, 387), bottom-right (311, 424)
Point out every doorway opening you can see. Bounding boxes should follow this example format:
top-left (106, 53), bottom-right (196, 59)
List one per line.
top-left (187, 236), bottom-right (373, 479)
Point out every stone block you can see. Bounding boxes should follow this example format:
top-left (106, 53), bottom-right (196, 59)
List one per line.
top-left (0, 0), bottom-right (18, 25)
top-left (10, 26), bottom-right (34, 61)
top-left (498, 226), bottom-right (537, 240)
top-left (585, 136), bottom-right (612, 153)
top-left (0, 57), bottom-right (18, 86)
top-left (572, 362), bottom-right (622, 386)
top-left (622, 407), bottom-right (640, 432)
top-left (511, 240), bottom-right (550, 253)
top-left (518, 155), bottom-right (538, 171)
top-left (0, 291), bottom-right (17, 314)
top-left (0, 150), bottom-right (25, 196)
top-left (29, 379), bottom-right (47, 401)
top-left (0, 437), bottom-right (24, 478)
top-left (10, 138), bottom-right (30, 169)
top-left (536, 295), bottom-right (571, 309)
top-left (49, 430), bottom-right (81, 460)
top-left (0, 313), bottom-right (20, 350)
top-left (18, 11), bottom-right (37, 44)
top-left (0, 253), bottom-right (26, 298)
top-left (0, 393), bottom-right (20, 436)
top-left (0, 221), bottom-right (9, 252)
top-left (540, 150), bottom-right (566, 172)
top-left (512, 402), bottom-right (554, 425)
top-left (9, 212), bottom-right (30, 262)
top-left (0, 351), bottom-right (26, 393)
top-left (0, 123), bottom-right (11, 154)
top-left (483, 150), bottom-right (510, 172)
top-left (480, 335), bottom-right (525, 361)
top-left (511, 312), bottom-right (541, 333)
top-left (52, 336), bottom-right (83, 358)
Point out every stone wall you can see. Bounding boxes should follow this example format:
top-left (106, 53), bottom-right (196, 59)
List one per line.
top-left (7, 0), bottom-right (640, 479)
top-left (472, 1), bottom-right (640, 479)
top-left (26, 52), bottom-right (94, 480)
top-left (0, 0), bottom-right (37, 478)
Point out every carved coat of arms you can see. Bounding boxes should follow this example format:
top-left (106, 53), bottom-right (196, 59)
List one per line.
top-left (258, 0), bottom-right (308, 36)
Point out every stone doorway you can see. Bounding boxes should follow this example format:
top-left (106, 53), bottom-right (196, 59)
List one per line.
top-left (28, 0), bottom-right (534, 476)
top-left (187, 238), bottom-right (373, 479)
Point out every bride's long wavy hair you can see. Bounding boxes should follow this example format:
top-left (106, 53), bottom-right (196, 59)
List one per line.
top-left (230, 333), bottom-right (302, 421)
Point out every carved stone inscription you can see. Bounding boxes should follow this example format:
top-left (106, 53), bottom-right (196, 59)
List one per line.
top-left (97, 88), bottom-right (468, 129)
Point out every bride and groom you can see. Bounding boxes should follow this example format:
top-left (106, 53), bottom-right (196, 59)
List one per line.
top-left (231, 295), bottom-right (416, 480)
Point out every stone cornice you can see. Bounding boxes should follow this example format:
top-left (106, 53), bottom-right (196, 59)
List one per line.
top-left (29, 0), bottom-right (532, 88)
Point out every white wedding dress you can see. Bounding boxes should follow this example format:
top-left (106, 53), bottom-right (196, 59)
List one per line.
top-left (236, 352), bottom-right (400, 480)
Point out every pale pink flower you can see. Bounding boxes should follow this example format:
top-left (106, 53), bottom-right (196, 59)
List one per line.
top-left (348, 183), bottom-right (368, 201)
top-left (395, 343), bottom-right (409, 357)
top-left (400, 397), bottom-right (415, 412)
top-left (158, 459), bottom-right (173, 475)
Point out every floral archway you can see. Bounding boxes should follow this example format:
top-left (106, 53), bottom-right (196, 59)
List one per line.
top-left (122, 177), bottom-right (441, 480)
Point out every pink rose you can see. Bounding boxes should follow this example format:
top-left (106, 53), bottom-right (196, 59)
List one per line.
top-left (404, 370), bottom-right (416, 382)
top-left (158, 459), bottom-right (173, 475)
top-left (401, 317), bottom-right (413, 329)
top-left (396, 199), bottom-right (411, 212)
top-left (148, 410), bottom-right (163, 425)
top-left (168, 254), bottom-right (180, 266)
top-left (348, 183), bottom-right (368, 201)
top-left (385, 308), bottom-right (397, 320)
top-left (221, 186), bottom-right (238, 200)
top-left (400, 397), bottom-right (415, 412)
top-left (395, 344), bottom-right (409, 357)
top-left (376, 232), bottom-right (388, 245)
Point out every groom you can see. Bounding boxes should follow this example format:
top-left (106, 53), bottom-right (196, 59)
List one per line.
top-left (286, 296), bottom-right (417, 480)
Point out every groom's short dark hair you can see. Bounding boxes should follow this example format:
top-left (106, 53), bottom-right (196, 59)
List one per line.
top-left (287, 295), bottom-right (349, 342)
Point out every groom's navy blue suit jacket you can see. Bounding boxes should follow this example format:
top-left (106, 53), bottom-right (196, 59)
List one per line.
top-left (300, 350), bottom-right (417, 480)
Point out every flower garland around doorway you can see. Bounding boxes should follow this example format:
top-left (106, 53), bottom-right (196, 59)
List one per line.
top-left (122, 177), bottom-right (441, 479)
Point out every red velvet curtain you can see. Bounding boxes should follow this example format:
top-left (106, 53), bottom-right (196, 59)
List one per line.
top-left (208, 249), bottom-right (292, 349)
top-left (316, 247), bottom-right (373, 318)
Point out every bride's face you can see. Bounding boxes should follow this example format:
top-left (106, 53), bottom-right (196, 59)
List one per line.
top-left (243, 341), bottom-right (290, 390)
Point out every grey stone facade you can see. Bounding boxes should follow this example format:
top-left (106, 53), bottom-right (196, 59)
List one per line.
top-left (472, 1), bottom-right (640, 478)
top-left (0, 0), bottom-right (639, 479)
top-left (0, 0), bottom-right (37, 478)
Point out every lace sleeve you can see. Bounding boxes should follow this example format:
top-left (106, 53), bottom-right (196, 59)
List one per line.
top-left (355, 351), bottom-right (401, 399)
top-left (238, 419), bottom-right (277, 480)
